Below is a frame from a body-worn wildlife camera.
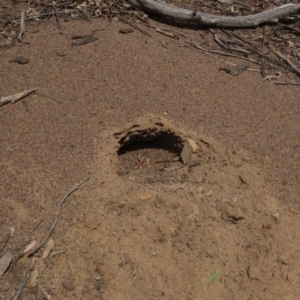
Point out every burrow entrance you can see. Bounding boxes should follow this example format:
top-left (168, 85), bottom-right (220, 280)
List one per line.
top-left (115, 124), bottom-right (201, 184)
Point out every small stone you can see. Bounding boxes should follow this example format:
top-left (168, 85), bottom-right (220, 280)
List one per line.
top-left (262, 223), bottom-right (272, 229)
top-left (206, 190), bottom-right (213, 197)
top-left (95, 260), bottom-right (107, 276)
top-left (62, 280), bottom-right (75, 291)
top-left (195, 177), bottom-right (203, 184)
top-left (271, 212), bottom-right (280, 222)
top-left (247, 265), bottom-right (261, 280)
top-left (264, 156), bottom-right (273, 165)
top-left (232, 197), bottom-right (238, 203)
top-left (181, 139), bottom-right (198, 164)
top-left (220, 62), bottom-right (250, 76)
top-left (56, 51), bottom-right (66, 57)
top-left (222, 206), bottom-right (245, 222)
top-left (186, 139), bottom-right (199, 152)
top-left (278, 252), bottom-right (290, 265)
top-left (168, 183), bottom-right (186, 191)
top-left (242, 156), bottom-right (251, 162)
top-left (9, 56), bottom-right (30, 64)
top-left (94, 278), bottom-right (104, 290)
top-left (119, 28), bottom-right (134, 34)
top-left (139, 193), bottom-right (152, 200)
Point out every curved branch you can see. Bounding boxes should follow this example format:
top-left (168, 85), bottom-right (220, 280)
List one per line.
top-left (129, 0), bottom-right (300, 29)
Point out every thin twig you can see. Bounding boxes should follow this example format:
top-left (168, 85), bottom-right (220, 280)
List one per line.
top-left (12, 258), bottom-right (36, 300)
top-left (0, 232), bottom-right (10, 254)
top-left (198, 50), bottom-right (236, 65)
top-left (35, 263), bottom-right (47, 300)
top-left (92, 21), bottom-right (111, 33)
top-left (261, 26), bottom-right (266, 78)
top-left (28, 176), bottom-right (89, 257)
top-left (35, 92), bottom-right (61, 103)
top-left (269, 44), bottom-right (300, 76)
top-left (50, 250), bottom-right (65, 257)
top-left (275, 81), bottom-right (300, 85)
top-left (188, 42), bottom-right (259, 65)
top-left (53, 5), bottom-right (62, 34)
top-left (18, 9), bottom-right (25, 41)
top-left (213, 32), bottom-right (250, 55)
top-left (0, 89), bottom-right (35, 107)
top-left (29, 220), bottom-right (43, 234)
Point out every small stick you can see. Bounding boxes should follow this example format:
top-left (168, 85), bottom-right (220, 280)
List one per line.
top-left (269, 44), bottom-right (300, 76)
top-left (0, 232), bottom-right (10, 253)
top-left (28, 176), bottom-right (89, 257)
top-left (92, 21), bottom-right (111, 33)
top-left (160, 27), bottom-right (187, 38)
top-left (29, 220), bottom-right (43, 234)
top-left (155, 28), bottom-right (179, 39)
top-left (35, 263), bottom-right (47, 300)
top-left (185, 43), bottom-right (263, 70)
top-left (261, 26), bottom-right (266, 78)
top-left (186, 42), bottom-right (259, 65)
top-left (53, 5), bottom-right (63, 34)
top-left (214, 33), bottom-right (250, 55)
top-left (18, 9), bottom-right (25, 41)
top-left (274, 81), bottom-right (300, 85)
top-left (12, 258), bottom-right (36, 300)
top-left (50, 250), bottom-right (65, 257)
top-left (0, 89), bottom-right (35, 107)
top-left (160, 40), bottom-right (168, 49)
top-left (35, 92), bottom-right (61, 103)
top-left (196, 48), bottom-right (236, 66)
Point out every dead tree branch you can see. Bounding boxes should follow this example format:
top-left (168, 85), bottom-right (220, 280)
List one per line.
top-left (129, 0), bottom-right (300, 29)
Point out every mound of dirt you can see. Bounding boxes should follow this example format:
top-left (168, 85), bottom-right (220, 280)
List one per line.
top-left (1, 5), bottom-right (300, 299)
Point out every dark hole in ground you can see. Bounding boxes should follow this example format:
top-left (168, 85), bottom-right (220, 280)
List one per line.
top-left (117, 129), bottom-right (187, 184)
top-left (118, 129), bottom-right (183, 156)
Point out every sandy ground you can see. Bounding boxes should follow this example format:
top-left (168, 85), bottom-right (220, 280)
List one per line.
top-left (1, 6), bottom-right (300, 300)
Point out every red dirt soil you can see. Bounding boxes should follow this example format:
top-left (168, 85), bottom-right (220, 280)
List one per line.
top-left (1, 2), bottom-right (300, 299)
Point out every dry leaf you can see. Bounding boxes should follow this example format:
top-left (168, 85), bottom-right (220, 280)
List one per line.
top-left (0, 252), bottom-right (13, 277)
top-left (29, 267), bottom-right (39, 287)
top-left (42, 239), bottom-right (55, 259)
top-left (24, 240), bottom-right (37, 254)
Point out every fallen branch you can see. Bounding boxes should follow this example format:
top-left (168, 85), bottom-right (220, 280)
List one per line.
top-left (28, 176), bottom-right (89, 257)
top-left (0, 89), bottom-right (35, 107)
top-left (129, 0), bottom-right (300, 29)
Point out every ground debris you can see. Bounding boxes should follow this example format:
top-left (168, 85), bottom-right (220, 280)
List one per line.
top-left (0, 252), bottom-right (12, 277)
top-left (71, 34), bottom-right (97, 46)
top-left (119, 28), bottom-right (134, 34)
top-left (9, 56), bottom-right (30, 64)
top-left (0, 89), bottom-right (35, 107)
top-left (220, 62), bottom-right (250, 76)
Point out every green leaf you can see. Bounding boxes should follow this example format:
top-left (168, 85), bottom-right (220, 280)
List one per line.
top-left (207, 268), bottom-right (220, 284)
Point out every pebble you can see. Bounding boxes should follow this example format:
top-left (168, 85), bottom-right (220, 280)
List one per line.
top-left (139, 193), bottom-right (152, 200)
top-left (180, 139), bottom-right (198, 164)
top-left (247, 265), bottom-right (261, 280)
top-left (56, 51), bottom-right (66, 57)
top-left (95, 260), bottom-right (107, 276)
top-left (62, 280), bottom-right (75, 291)
top-left (9, 56), bottom-right (30, 64)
